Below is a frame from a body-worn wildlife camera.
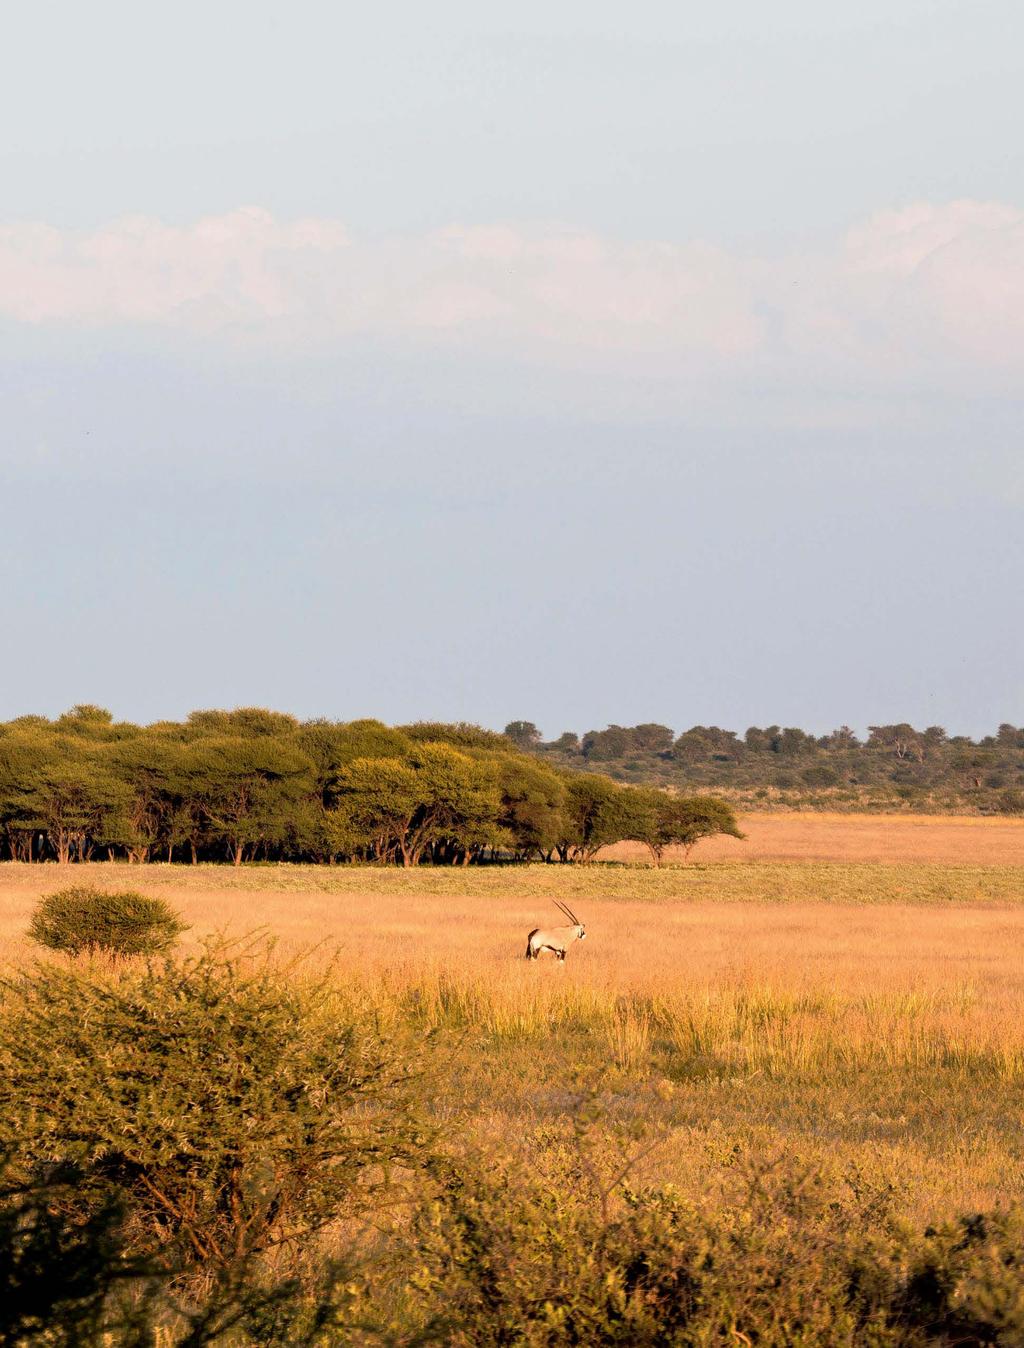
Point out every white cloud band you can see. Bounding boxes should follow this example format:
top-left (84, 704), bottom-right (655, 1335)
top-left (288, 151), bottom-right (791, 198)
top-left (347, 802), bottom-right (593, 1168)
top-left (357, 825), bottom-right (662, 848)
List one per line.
top-left (2, 202), bottom-right (1023, 383)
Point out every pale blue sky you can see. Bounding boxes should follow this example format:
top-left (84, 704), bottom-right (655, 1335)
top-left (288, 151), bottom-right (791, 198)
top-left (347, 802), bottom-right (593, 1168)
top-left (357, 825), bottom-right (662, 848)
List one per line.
top-left (1, 1), bottom-right (1022, 736)
top-left (5, 1), bottom-right (1022, 237)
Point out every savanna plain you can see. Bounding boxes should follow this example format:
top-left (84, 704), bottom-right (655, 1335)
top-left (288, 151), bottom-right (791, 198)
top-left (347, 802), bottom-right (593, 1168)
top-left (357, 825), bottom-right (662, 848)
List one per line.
top-left (4, 812), bottom-right (1024, 1344)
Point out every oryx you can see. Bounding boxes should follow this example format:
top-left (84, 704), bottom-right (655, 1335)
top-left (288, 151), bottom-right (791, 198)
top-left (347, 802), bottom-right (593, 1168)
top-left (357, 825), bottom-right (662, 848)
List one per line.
top-left (525, 901), bottom-right (586, 961)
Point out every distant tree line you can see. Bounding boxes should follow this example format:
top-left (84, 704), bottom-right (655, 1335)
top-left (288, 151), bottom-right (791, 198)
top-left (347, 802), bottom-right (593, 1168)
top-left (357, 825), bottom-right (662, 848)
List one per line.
top-left (0, 707), bottom-right (740, 866)
top-left (504, 720), bottom-right (1024, 813)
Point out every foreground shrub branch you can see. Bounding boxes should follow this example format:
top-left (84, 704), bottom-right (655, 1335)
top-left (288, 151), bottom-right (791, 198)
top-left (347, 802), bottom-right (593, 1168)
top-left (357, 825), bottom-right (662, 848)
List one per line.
top-left (0, 939), bottom-right (427, 1279)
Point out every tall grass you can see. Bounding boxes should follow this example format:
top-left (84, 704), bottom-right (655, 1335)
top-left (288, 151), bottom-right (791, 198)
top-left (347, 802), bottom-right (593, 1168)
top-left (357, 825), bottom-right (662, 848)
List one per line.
top-left (5, 827), bottom-right (1024, 1344)
top-left (4, 849), bottom-right (1024, 1232)
top-left (327, 966), bottom-right (1024, 1082)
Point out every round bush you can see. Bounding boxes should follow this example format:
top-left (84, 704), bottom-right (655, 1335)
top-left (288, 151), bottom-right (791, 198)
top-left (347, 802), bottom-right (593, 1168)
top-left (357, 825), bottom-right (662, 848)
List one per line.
top-left (28, 886), bottom-right (187, 958)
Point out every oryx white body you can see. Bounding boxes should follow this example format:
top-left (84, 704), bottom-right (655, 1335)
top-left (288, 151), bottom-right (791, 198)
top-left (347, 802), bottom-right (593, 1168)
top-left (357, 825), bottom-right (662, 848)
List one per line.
top-left (525, 901), bottom-right (585, 961)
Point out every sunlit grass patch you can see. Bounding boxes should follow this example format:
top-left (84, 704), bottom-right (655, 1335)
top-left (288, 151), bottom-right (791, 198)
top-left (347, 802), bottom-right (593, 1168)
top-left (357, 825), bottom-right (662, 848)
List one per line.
top-left (5, 857), bottom-right (1020, 907)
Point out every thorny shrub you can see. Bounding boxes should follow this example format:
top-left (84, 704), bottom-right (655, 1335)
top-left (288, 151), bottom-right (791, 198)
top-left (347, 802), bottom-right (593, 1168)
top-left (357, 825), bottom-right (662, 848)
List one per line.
top-left (405, 1121), bottom-right (1024, 1347)
top-left (0, 939), bottom-right (428, 1295)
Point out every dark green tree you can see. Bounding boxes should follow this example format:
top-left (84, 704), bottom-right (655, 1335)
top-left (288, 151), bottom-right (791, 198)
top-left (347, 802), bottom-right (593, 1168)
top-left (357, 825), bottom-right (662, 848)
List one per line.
top-left (503, 721), bottom-right (542, 750)
top-left (556, 774), bottom-right (631, 862)
top-left (619, 790), bottom-right (743, 864)
top-left (179, 736), bottom-right (316, 865)
top-left (630, 723), bottom-right (674, 754)
top-left (486, 753), bottom-right (566, 860)
top-left (581, 726), bottom-right (634, 761)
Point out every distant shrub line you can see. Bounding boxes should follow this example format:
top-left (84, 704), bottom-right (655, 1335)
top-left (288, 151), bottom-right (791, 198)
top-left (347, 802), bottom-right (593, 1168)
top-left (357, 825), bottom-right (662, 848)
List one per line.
top-left (0, 707), bottom-right (740, 867)
top-left (507, 718), bottom-right (1024, 814)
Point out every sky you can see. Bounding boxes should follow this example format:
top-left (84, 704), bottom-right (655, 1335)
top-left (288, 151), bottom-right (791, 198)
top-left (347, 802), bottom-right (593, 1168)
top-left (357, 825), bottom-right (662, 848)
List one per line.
top-left (1, 0), bottom-right (1021, 738)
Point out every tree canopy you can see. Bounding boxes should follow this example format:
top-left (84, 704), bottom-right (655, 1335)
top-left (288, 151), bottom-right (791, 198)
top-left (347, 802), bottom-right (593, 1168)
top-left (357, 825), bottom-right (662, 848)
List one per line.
top-left (0, 709), bottom-right (742, 866)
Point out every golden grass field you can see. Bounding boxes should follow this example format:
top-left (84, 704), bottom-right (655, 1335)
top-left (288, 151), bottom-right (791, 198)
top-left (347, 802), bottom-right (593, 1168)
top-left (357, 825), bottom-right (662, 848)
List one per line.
top-left (600, 809), bottom-right (1024, 864)
top-left (3, 811), bottom-right (1024, 1232)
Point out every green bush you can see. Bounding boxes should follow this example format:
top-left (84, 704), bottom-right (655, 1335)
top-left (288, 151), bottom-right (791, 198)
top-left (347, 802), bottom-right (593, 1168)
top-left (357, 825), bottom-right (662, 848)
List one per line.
top-left (0, 939), bottom-right (429, 1343)
top-left (803, 765), bottom-right (840, 788)
top-left (0, 940), bottom-right (425, 1278)
top-left (27, 885), bottom-right (187, 957)
top-left (406, 1145), bottom-right (1024, 1347)
top-left (0, 1150), bottom-right (372, 1346)
top-left (997, 788), bottom-right (1024, 815)
top-left (409, 1152), bottom-right (904, 1346)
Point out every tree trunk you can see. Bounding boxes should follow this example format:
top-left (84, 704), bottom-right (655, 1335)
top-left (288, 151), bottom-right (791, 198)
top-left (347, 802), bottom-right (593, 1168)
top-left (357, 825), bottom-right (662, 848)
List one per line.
top-left (7, 829), bottom-right (32, 863)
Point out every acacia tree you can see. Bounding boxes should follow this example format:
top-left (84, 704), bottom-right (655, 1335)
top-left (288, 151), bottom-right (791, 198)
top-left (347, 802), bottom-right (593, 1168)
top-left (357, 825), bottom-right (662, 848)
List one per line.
top-left (332, 745), bottom-right (501, 866)
top-left (581, 726), bottom-right (634, 761)
top-left (300, 718), bottom-right (414, 814)
top-left (13, 736), bottom-right (128, 864)
top-left (400, 744), bottom-right (500, 866)
top-left (624, 791), bottom-right (744, 865)
top-left (486, 754), bottom-right (565, 860)
top-left (629, 723), bottom-right (674, 754)
top-left (555, 774), bottom-right (631, 862)
top-left (867, 724), bottom-right (926, 762)
top-left (104, 733), bottom-right (183, 863)
top-left (181, 736), bottom-right (316, 866)
top-left (503, 721), bottom-right (542, 751)
top-left (674, 726), bottom-right (744, 763)
top-left (0, 728), bottom-right (45, 861)
top-left (330, 757), bottom-right (423, 863)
